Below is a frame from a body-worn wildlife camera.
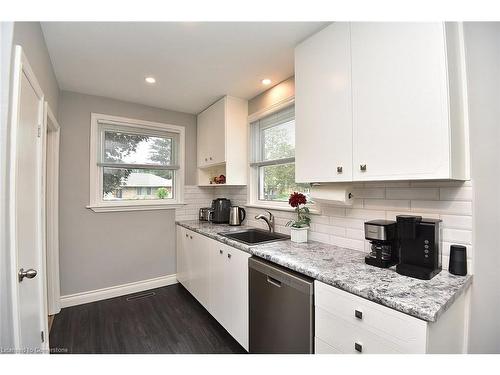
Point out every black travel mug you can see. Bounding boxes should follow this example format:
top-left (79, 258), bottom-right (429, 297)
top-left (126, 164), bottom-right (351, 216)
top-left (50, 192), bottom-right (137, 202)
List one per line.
top-left (449, 245), bottom-right (467, 276)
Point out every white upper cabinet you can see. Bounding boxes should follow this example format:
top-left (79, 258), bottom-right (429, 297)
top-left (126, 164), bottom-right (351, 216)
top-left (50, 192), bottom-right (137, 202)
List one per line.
top-left (351, 22), bottom-right (468, 181)
top-left (197, 98), bottom-right (226, 167)
top-left (294, 22), bottom-right (469, 182)
top-left (196, 96), bottom-right (248, 185)
top-left (295, 22), bottom-right (353, 183)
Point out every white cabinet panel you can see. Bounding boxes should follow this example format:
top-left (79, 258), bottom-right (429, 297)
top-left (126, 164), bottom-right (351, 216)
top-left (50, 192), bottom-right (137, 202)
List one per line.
top-left (351, 22), bottom-right (451, 180)
top-left (176, 226), bottom-right (188, 286)
top-left (315, 337), bottom-right (341, 354)
top-left (179, 227), bottom-right (249, 351)
top-left (225, 246), bottom-right (250, 350)
top-left (315, 280), bottom-right (427, 353)
top-left (316, 307), bottom-right (402, 354)
top-left (295, 22), bottom-right (353, 183)
top-left (208, 241), bottom-right (229, 329)
top-left (190, 232), bottom-right (210, 309)
top-left (197, 97), bottom-right (226, 167)
top-left (294, 22), bottom-right (469, 183)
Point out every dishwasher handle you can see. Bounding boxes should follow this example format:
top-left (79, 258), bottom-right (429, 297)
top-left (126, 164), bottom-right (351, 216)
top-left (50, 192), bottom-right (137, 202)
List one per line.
top-left (267, 275), bottom-right (282, 288)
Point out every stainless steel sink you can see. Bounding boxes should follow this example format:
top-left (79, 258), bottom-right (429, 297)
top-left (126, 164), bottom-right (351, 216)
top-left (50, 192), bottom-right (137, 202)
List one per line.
top-left (218, 228), bottom-right (290, 245)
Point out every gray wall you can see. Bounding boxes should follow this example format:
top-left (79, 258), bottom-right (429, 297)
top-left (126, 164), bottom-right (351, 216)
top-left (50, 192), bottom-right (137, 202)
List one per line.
top-left (248, 77), bottom-right (295, 115)
top-left (12, 22), bottom-right (59, 114)
top-left (58, 91), bottom-right (197, 295)
top-left (463, 22), bottom-right (500, 353)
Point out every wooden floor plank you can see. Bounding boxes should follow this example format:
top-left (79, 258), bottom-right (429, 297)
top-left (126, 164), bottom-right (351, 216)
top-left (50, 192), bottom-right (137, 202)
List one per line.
top-left (49, 283), bottom-right (246, 354)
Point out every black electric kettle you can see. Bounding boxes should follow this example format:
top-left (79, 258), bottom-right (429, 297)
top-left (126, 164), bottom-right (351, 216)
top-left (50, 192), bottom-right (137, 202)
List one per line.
top-left (229, 206), bottom-right (246, 226)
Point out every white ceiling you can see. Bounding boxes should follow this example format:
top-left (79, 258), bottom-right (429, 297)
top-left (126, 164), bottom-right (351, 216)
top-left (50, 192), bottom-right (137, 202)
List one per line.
top-left (41, 22), bottom-right (328, 114)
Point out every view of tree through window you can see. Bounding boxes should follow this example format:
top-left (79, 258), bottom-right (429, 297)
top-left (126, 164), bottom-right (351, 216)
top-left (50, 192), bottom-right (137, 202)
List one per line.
top-left (102, 130), bottom-right (174, 200)
top-left (258, 119), bottom-right (310, 202)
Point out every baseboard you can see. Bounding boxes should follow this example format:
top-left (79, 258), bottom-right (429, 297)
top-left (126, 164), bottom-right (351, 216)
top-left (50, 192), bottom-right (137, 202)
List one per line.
top-left (60, 274), bottom-right (178, 308)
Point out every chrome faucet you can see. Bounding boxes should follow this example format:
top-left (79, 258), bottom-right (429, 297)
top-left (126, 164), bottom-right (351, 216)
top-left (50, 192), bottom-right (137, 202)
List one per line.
top-left (255, 211), bottom-right (275, 232)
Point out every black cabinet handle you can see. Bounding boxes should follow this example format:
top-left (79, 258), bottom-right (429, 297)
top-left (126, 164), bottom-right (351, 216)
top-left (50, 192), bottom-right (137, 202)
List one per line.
top-left (355, 342), bottom-right (362, 353)
top-left (355, 310), bottom-right (363, 320)
top-left (227, 253), bottom-right (231, 259)
top-left (219, 249), bottom-right (223, 255)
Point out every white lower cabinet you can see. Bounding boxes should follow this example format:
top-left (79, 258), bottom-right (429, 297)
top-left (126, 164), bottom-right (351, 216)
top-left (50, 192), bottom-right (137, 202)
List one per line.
top-left (176, 226), bottom-right (250, 351)
top-left (209, 243), bottom-right (250, 350)
top-left (177, 228), bottom-right (210, 310)
top-left (315, 281), bottom-right (468, 354)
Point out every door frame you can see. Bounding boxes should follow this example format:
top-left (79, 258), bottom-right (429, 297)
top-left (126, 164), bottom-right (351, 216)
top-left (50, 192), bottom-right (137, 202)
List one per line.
top-left (43, 103), bottom-right (61, 315)
top-left (8, 45), bottom-right (49, 351)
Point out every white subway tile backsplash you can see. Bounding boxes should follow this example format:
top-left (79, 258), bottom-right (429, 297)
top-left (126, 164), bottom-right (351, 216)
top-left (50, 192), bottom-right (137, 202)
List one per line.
top-left (346, 208), bottom-right (386, 220)
top-left (440, 215), bottom-right (473, 230)
top-left (439, 187), bottom-right (473, 201)
top-left (179, 179), bottom-right (474, 272)
top-left (364, 199), bottom-right (410, 211)
top-left (442, 228), bottom-right (472, 245)
top-left (411, 200), bottom-right (472, 215)
top-left (352, 188), bottom-right (386, 199)
top-left (386, 187), bottom-right (440, 200)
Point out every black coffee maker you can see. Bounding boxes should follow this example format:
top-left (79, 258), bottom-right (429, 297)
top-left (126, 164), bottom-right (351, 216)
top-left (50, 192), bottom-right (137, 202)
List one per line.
top-left (396, 215), bottom-right (442, 280)
top-left (364, 220), bottom-right (398, 268)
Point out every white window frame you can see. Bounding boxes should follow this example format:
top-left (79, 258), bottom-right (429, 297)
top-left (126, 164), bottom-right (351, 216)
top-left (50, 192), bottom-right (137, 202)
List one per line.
top-left (87, 113), bottom-right (185, 212)
top-left (247, 98), bottom-right (304, 211)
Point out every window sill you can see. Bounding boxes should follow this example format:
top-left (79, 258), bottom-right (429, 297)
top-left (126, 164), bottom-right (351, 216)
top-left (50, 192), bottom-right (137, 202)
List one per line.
top-left (244, 203), bottom-right (320, 215)
top-left (86, 202), bottom-right (186, 213)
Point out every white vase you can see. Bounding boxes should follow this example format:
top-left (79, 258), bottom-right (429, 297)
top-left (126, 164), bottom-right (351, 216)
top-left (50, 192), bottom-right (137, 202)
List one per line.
top-left (290, 226), bottom-right (309, 243)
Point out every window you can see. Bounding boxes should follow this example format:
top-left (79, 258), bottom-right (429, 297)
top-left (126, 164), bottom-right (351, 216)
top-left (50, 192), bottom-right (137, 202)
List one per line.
top-left (88, 113), bottom-right (185, 212)
top-left (249, 103), bottom-right (310, 207)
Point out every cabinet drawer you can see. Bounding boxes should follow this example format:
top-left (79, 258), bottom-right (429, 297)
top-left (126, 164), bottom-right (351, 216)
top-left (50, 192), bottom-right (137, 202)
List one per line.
top-left (315, 337), bottom-right (341, 354)
top-left (315, 281), bottom-right (426, 352)
top-left (316, 307), bottom-right (402, 354)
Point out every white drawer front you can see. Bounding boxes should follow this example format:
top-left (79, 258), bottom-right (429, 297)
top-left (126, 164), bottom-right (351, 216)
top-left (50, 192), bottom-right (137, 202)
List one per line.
top-left (316, 307), bottom-right (402, 354)
top-left (315, 337), bottom-right (341, 354)
top-left (315, 281), bottom-right (427, 352)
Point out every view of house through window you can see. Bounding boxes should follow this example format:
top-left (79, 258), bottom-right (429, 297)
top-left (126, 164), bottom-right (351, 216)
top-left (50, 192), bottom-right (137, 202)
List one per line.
top-left (251, 105), bottom-right (310, 202)
top-left (100, 127), bottom-right (177, 201)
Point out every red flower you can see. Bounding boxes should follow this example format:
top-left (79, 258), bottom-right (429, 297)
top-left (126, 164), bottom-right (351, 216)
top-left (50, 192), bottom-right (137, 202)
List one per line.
top-left (288, 192), bottom-right (307, 208)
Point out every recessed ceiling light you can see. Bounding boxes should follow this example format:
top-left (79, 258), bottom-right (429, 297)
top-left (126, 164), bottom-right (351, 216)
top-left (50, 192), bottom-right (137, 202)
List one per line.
top-left (145, 77), bottom-right (156, 84)
top-left (261, 78), bottom-right (272, 85)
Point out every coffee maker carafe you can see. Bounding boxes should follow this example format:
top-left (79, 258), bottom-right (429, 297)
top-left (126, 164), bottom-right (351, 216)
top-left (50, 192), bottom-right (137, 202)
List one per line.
top-left (396, 215), bottom-right (442, 280)
top-left (364, 220), bottom-right (398, 268)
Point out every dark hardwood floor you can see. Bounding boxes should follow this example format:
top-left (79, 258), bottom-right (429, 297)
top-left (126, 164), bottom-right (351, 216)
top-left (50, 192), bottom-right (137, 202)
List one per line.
top-left (49, 283), bottom-right (246, 354)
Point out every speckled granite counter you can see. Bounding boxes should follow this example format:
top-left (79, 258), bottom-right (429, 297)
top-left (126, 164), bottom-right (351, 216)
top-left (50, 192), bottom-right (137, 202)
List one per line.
top-left (176, 220), bottom-right (472, 322)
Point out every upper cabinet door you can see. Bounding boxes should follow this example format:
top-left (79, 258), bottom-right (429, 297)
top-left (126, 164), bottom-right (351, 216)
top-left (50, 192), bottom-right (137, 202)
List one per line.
top-left (351, 23), bottom-right (451, 181)
top-left (197, 98), bottom-right (226, 167)
top-left (295, 22), bottom-right (353, 183)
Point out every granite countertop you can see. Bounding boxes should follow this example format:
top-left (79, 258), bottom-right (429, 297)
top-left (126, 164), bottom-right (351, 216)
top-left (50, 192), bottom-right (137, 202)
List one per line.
top-left (176, 220), bottom-right (472, 322)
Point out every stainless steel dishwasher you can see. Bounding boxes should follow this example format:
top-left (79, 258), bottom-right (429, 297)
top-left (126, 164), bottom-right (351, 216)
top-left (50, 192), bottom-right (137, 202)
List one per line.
top-left (249, 257), bottom-right (314, 354)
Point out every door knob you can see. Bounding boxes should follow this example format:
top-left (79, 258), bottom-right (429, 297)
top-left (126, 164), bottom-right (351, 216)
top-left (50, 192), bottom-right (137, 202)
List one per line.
top-left (18, 268), bottom-right (37, 282)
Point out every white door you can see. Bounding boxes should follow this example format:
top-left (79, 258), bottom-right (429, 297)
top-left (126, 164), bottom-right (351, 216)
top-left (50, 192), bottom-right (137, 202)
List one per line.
top-left (295, 22), bottom-right (353, 183)
top-left (351, 22), bottom-right (450, 181)
top-left (9, 46), bottom-right (48, 352)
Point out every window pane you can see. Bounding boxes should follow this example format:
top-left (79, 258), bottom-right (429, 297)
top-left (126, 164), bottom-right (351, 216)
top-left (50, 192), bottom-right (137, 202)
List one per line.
top-left (261, 120), bottom-right (295, 161)
top-left (258, 163), bottom-right (310, 202)
top-left (103, 167), bottom-right (173, 201)
top-left (103, 130), bottom-right (173, 166)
